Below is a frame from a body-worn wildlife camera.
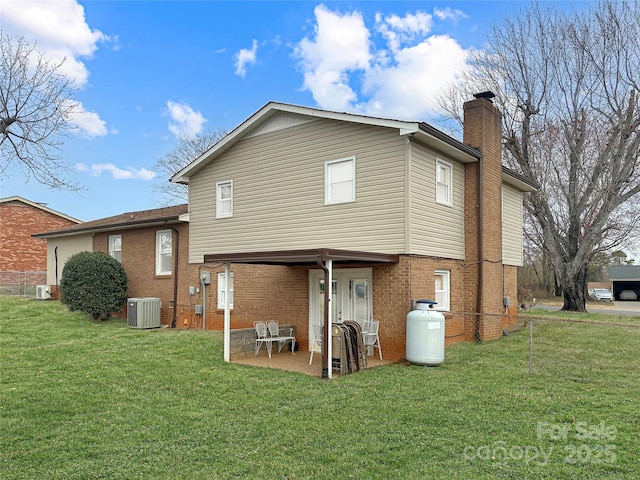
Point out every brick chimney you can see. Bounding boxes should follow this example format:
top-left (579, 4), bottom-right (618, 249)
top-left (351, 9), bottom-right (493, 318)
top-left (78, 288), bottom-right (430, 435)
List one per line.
top-left (463, 92), bottom-right (505, 341)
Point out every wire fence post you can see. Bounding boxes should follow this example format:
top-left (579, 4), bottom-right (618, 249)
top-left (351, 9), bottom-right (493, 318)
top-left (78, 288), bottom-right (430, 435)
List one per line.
top-left (528, 317), bottom-right (533, 374)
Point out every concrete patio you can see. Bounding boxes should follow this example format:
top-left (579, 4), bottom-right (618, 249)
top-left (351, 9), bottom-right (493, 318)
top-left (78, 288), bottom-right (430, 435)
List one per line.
top-left (232, 348), bottom-right (394, 377)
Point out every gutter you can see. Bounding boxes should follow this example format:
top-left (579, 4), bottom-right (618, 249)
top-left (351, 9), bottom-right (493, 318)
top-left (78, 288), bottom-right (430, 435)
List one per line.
top-left (32, 216), bottom-right (185, 238)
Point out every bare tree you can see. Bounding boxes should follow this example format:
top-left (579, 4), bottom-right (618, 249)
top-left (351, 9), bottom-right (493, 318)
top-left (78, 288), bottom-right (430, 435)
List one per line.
top-left (154, 129), bottom-right (227, 205)
top-left (439, 1), bottom-right (640, 311)
top-left (0, 33), bottom-right (80, 190)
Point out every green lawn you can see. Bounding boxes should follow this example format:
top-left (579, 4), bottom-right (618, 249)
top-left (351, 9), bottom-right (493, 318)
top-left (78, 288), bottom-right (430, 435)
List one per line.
top-left (1, 297), bottom-right (639, 479)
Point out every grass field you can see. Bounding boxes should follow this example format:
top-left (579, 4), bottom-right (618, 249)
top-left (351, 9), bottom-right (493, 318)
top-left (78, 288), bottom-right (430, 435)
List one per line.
top-left (1, 297), bottom-right (639, 479)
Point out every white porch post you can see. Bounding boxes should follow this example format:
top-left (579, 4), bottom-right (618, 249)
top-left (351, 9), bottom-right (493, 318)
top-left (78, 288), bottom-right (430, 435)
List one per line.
top-left (326, 259), bottom-right (333, 379)
top-left (223, 261), bottom-right (231, 363)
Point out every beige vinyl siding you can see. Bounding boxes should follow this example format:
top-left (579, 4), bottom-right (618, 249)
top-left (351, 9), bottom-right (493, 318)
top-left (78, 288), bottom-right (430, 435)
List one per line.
top-left (46, 234), bottom-right (93, 285)
top-left (188, 118), bottom-right (407, 262)
top-left (502, 184), bottom-right (524, 266)
top-left (409, 142), bottom-right (465, 259)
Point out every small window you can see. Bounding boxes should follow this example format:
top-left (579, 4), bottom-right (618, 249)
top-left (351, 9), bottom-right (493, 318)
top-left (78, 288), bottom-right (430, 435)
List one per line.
top-left (108, 235), bottom-right (122, 262)
top-left (218, 272), bottom-right (234, 309)
top-left (435, 270), bottom-right (450, 311)
top-left (216, 180), bottom-right (233, 218)
top-left (436, 159), bottom-right (452, 206)
top-left (325, 157), bottom-right (355, 204)
top-left (156, 230), bottom-right (172, 275)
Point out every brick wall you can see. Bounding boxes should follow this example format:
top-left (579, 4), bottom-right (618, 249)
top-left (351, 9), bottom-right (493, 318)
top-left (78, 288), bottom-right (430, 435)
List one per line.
top-left (93, 224), bottom-right (192, 323)
top-left (372, 256), bottom-right (471, 361)
top-left (0, 202), bottom-right (77, 272)
top-left (90, 217), bottom-right (514, 363)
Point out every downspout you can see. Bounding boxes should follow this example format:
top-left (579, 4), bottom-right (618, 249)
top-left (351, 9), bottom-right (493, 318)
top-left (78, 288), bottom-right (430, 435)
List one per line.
top-left (317, 252), bottom-right (330, 379)
top-left (54, 246), bottom-right (59, 296)
top-left (170, 227), bottom-right (179, 328)
top-left (475, 156), bottom-right (483, 342)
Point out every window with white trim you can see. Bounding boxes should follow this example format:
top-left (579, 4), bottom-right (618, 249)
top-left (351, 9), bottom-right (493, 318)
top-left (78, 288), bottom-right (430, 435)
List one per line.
top-left (325, 157), bottom-right (355, 204)
top-left (434, 270), bottom-right (450, 311)
top-left (217, 272), bottom-right (234, 309)
top-left (108, 234), bottom-right (122, 262)
top-left (436, 159), bottom-right (452, 206)
top-left (216, 180), bottom-right (233, 218)
top-left (155, 230), bottom-right (172, 275)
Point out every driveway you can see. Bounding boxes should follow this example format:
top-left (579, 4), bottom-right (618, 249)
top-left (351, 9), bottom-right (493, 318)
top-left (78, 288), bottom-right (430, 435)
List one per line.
top-left (534, 301), bottom-right (640, 317)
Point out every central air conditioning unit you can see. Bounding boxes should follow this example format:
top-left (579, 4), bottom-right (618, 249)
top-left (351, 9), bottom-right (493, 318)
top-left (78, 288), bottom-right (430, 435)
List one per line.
top-left (35, 285), bottom-right (50, 300)
top-left (127, 297), bottom-right (161, 329)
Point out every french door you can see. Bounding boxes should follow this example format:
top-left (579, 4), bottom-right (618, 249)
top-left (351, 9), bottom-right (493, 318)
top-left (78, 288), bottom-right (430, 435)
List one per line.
top-left (308, 268), bottom-right (372, 350)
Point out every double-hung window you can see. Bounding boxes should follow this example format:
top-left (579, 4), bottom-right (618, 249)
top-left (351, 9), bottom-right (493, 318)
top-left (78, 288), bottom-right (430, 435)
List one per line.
top-left (216, 180), bottom-right (233, 218)
top-left (325, 157), bottom-right (355, 204)
top-left (217, 272), bottom-right (234, 309)
top-left (108, 234), bottom-right (122, 262)
top-left (436, 159), bottom-right (453, 206)
top-left (434, 270), bottom-right (450, 311)
top-left (156, 230), bottom-right (172, 275)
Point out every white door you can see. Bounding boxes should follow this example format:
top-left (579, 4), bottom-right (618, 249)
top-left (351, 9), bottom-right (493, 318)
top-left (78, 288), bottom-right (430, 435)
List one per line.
top-left (308, 268), bottom-right (372, 350)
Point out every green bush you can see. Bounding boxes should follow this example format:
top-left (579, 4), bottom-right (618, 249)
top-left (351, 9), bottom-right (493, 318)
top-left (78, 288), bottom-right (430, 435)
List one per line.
top-left (60, 251), bottom-right (128, 320)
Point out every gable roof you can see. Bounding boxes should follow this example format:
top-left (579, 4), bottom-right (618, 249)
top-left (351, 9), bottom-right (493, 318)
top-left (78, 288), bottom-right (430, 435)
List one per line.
top-left (0, 196), bottom-right (82, 223)
top-left (171, 102), bottom-right (483, 184)
top-left (32, 204), bottom-right (188, 238)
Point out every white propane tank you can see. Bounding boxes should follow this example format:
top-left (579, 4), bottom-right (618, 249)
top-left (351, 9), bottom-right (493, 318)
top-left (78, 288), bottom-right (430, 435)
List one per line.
top-left (406, 299), bottom-right (445, 366)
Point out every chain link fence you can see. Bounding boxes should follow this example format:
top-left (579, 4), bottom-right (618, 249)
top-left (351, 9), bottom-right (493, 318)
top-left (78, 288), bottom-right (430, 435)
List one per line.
top-left (0, 271), bottom-right (47, 297)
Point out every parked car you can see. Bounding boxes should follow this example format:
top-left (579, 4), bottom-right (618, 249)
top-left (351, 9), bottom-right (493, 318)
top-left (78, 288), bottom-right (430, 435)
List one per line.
top-left (589, 288), bottom-right (613, 302)
top-left (619, 290), bottom-right (638, 301)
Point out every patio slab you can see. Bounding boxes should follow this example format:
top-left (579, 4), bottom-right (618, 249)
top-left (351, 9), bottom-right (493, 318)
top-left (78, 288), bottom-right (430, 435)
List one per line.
top-left (232, 349), bottom-right (394, 377)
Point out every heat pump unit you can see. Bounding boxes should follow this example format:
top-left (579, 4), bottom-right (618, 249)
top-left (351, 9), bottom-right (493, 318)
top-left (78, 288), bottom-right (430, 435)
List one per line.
top-left (127, 297), bottom-right (161, 329)
top-left (35, 285), bottom-right (50, 300)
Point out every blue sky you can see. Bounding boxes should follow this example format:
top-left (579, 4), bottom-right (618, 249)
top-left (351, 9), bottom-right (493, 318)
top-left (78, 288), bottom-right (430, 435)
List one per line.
top-left (1, 0), bottom-right (591, 221)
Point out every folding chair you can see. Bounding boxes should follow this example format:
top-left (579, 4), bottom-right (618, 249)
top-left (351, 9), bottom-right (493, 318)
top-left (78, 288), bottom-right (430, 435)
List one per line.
top-left (362, 320), bottom-right (382, 360)
top-left (309, 324), bottom-right (323, 365)
top-left (254, 321), bottom-right (272, 357)
top-left (267, 320), bottom-right (296, 356)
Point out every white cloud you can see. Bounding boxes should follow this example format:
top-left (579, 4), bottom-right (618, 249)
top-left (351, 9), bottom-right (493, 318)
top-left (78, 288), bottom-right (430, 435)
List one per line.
top-left (75, 163), bottom-right (156, 181)
top-left (294, 5), bottom-right (471, 120)
top-left (294, 5), bottom-right (371, 111)
top-left (234, 39), bottom-right (258, 77)
top-left (375, 11), bottom-right (433, 53)
top-left (65, 100), bottom-right (108, 138)
top-left (433, 7), bottom-right (468, 24)
top-left (360, 35), bottom-right (469, 119)
top-left (166, 101), bottom-right (207, 138)
top-left (0, 0), bottom-right (112, 87)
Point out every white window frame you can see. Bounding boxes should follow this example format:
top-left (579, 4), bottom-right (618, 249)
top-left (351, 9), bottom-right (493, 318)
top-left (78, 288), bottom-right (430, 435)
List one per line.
top-left (155, 230), bottom-right (172, 276)
top-left (217, 272), bottom-right (234, 309)
top-left (434, 270), bottom-right (450, 311)
top-left (216, 180), bottom-right (233, 218)
top-left (325, 157), bottom-right (355, 205)
top-left (436, 159), bottom-right (453, 206)
top-left (108, 234), bottom-right (122, 262)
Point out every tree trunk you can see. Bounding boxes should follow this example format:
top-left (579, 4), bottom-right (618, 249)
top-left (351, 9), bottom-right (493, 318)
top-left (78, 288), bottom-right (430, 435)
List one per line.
top-left (559, 263), bottom-right (588, 312)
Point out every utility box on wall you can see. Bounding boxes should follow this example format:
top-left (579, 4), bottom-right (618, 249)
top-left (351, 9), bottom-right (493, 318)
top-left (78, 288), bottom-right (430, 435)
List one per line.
top-left (127, 297), bottom-right (161, 329)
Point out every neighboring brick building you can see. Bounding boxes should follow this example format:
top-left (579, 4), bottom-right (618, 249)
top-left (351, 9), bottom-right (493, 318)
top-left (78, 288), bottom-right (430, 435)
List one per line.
top-left (0, 196), bottom-right (81, 291)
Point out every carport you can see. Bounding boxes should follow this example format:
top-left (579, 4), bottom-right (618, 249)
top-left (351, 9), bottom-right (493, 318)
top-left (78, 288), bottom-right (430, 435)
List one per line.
top-left (608, 265), bottom-right (640, 301)
top-left (203, 248), bottom-right (399, 379)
